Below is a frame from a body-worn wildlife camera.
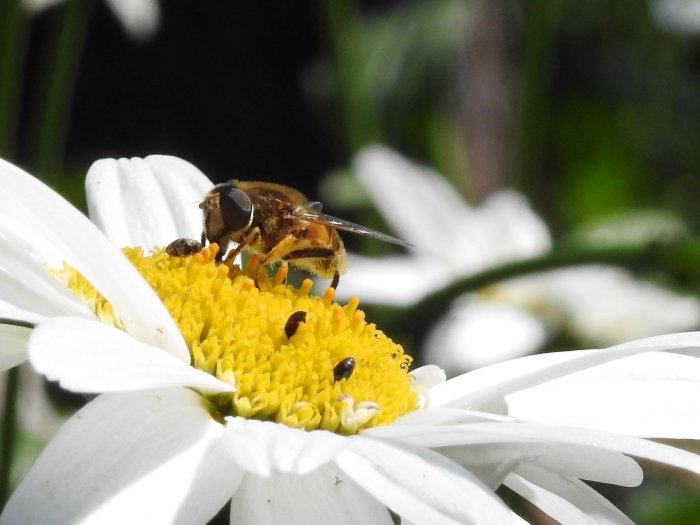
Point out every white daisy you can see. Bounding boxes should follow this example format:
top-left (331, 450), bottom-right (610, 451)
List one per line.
top-left (335, 146), bottom-right (700, 374)
top-left (1, 156), bottom-right (700, 524)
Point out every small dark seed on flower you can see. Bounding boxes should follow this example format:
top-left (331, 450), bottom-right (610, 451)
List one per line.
top-left (284, 311), bottom-right (307, 339)
top-left (333, 357), bottom-right (355, 382)
top-left (166, 238), bottom-right (203, 257)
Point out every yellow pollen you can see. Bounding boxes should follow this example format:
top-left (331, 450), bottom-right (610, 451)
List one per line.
top-left (53, 243), bottom-right (417, 434)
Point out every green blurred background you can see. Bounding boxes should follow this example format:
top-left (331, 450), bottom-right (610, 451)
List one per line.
top-left (2, 0), bottom-right (700, 523)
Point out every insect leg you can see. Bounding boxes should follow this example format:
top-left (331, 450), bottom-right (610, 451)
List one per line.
top-left (261, 234), bottom-right (298, 265)
top-left (223, 227), bottom-right (261, 263)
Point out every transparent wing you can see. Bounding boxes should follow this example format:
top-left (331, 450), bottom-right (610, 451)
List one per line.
top-left (297, 211), bottom-right (415, 248)
top-left (305, 201), bottom-right (324, 213)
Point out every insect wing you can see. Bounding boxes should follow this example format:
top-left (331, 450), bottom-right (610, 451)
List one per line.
top-left (298, 211), bottom-right (414, 248)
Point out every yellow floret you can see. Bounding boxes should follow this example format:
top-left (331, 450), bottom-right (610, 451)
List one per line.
top-left (54, 243), bottom-right (417, 434)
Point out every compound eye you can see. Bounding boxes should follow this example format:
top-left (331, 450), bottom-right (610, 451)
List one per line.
top-left (218, 186), bottom-right (253, 232)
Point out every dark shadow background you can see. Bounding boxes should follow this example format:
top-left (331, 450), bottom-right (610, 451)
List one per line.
top-left (21, 2), bottom-right (338, 195)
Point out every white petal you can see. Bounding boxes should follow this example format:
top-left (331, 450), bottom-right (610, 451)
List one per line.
top-left (474, 191), bottom-right (551, 263)
top-left (509, 266), bottom-right (700, 345)
top-left (355, 145), bottom-right (552, 272)
top-left (230, 463), bottom-right (393, 525)
top-left (1, 388), bottom-right (242, 525)
top-left (86, 155), bottom-right (212, 250)
top-left (525, 444), bottom-right (642, 487)
top-left (505, 468), bottom-right (633, 525)
top-left (223, 418), bottom-right (349, 477)
top-left (29, 317), bottom-right (234, 394)
top-left (103, 0), bottom-right (160, 40)
top-left (429, 331), bottom-right (700, 410)
top-left (0, 158), bottom-right (188, 361)
top-left (436, 441), bottom-right (642, 489)
top-left (410, 365), bottom-right (446, 389)
top-left (0, 229), bottom-right (92, 319)
top-left (436, 442), bottom-right (529, 489)
top-left (424, 298), bottom-right (548, 375)
top-left (353, 146), bottom-right (470, 256)
top-left (369, 417), bottom-right (643, 488)
top-left (366, 418), bottom-right (692, 474)
top-left (452, 421), bottom-right (700, 476)
top-left (0, 298), bottom-right (47, 326)
top-left (391, 406), bottom-right (510, 427)
top-left (334, 254), bottom-right (447, 305)
top-left (0, 324), bottom-right (30, 370)
top-left (335, 436), bottom-right (513, 524)
top-left (505, 351), bottom-right (700, 438)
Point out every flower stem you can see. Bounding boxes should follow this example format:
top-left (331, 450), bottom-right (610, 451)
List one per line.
top-left (30, 0), bottom-right (92, 184)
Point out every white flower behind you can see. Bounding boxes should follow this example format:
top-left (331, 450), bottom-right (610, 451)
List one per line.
top-left (650, 0), bottom-right (700, 33)
top-left (22, 0), bottom-right (159, 40)
top-left (336, 146), bottom-right (700, 374)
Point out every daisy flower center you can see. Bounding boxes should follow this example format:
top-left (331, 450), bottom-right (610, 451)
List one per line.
top-left (51, 244), bottom-right (417, 434)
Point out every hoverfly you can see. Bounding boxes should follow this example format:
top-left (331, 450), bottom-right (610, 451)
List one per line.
top-left (197, 180), bottom-right (413, 288)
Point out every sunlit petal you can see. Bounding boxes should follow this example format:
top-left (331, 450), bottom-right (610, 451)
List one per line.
top-left (367, 418), bottom-right (700, 475)
top-left (505, 351), bottom-right (700, 438)
top-left (223, 418), bottom-right (348, 477)
top-left (410, 365), bottom-right (446, 390)
top-left (505, 467), bottom-right (634, 525)
top-left (0, 158), bottom-right (188, 360)
top-left (86, 155), bottom-right (212, 250)
top-left (29, 317), bottom-right (234, 393)
top-left (336, 436), bottom-right (513, 524)
top-left (230, 464), bottom-right (393, 525)
top-left (0, 229), bottom-right (91, 320)
top-left (462, 422), bottom-right (700, 475)
top-left (0, 389), bottom-right (241, 525)
top-left (103, 0), bottom-right (160, 40)
top-left (429, 331), bottom-right (700, 410)
top-left (435, 441), bottom-right (642, 490)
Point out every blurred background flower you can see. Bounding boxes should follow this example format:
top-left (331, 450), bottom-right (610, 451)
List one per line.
top-left (335, 146), bottom-right (700, 373)
top-left (4, 0), bottom-right (700, 522)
